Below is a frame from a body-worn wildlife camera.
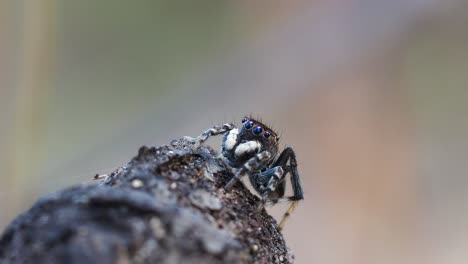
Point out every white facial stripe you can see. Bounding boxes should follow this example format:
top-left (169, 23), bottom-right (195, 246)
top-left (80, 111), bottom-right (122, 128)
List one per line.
top-left (235, 141), bottom-right (261, 157)
top-left (225, 128), bottom-right (239, 150)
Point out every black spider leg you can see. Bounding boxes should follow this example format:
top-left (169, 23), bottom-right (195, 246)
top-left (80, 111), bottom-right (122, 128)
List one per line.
top-left (274, 147), bottom-right (304, 201)
top-left (259, 165), bottom-right (298, 205)
top-left (271, 147), bottom-right (304, 230)
top-left (254, 166), bottom-right (285, 211)
top-left (265, 164), bottom-right (303, 203)
top-left (273, 165), bottom-right (295, 199)
top-left (193, 123), bottom-right (235, 150)
top-left (224, 151), bottom-right (272, 191)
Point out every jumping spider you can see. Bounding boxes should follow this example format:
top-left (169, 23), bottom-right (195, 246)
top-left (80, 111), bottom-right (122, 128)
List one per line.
top-left (193, 117), bottom-right (304, 230)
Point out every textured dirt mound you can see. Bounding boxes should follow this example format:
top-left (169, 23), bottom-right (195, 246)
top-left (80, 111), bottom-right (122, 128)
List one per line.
top-left (0, 137), bottom-right (293, 264)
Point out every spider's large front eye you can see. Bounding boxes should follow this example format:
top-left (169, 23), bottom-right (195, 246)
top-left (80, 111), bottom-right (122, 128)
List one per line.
top-left (241, 117), bottom-right (248, 123)
top-left (245, 121), bottom-right (254, 129)
top-left (253, 126), bottom-right (263, 135)
top-left (263, 131), bottom-right (271, 138)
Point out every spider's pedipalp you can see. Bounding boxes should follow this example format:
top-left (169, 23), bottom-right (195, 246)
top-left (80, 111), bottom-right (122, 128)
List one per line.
top-left (234, 141), bottom-right (261, 157)
top-left (224, 128), bottom-right (239, 150)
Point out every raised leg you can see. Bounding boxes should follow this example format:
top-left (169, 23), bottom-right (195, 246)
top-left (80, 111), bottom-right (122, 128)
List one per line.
top-left (193, 123), bottom-right (235, 150)
top-left (224, 151), bottom-right (272, 191)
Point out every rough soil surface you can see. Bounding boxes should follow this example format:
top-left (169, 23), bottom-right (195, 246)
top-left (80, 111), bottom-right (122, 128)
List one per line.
top-left (0, 137), bottom-right (293, 264)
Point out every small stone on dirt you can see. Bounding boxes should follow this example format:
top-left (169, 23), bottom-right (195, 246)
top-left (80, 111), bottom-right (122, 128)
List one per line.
top-left (189, 189), bottom-right (222, 210)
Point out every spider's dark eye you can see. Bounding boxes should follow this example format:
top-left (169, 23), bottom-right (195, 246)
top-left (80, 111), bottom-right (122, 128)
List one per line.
top-left (264, 131), bottom-right (271, 138)
top-left (241, 117), bottom-right (248, 123)
top-left (253, 126), bottom-right (263, 135)
top-left (245, 121), bottom-right (254, 129)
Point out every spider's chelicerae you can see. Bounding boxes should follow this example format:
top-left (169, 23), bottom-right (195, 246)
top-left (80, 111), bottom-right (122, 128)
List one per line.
top-left (193, 117), bottom-right (304, 230)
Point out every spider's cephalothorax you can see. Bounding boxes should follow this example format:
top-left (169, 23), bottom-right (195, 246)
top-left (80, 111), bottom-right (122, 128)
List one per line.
top-left (193, 117), bottom-right (304, 230)
top-left (221, 117), bottom-right (279, 170)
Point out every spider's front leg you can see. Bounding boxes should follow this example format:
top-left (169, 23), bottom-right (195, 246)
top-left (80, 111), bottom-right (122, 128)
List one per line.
top-left (192, 123), bottom-right (235, 150)
top-left (254, 166), bottom-right (285, 211)
top-left (224, 151), bottom-right (272, 191)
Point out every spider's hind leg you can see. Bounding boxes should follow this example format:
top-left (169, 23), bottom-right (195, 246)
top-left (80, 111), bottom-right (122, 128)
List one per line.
top-left (278, 200), bottom-right (300, 231)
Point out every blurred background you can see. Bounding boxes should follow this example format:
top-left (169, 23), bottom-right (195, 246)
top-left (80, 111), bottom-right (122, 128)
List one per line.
top-left (1, 0), bottom-right (468, 263)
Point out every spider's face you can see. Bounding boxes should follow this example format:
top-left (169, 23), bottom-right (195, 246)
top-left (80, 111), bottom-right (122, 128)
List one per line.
top-left (221, 117), bottom-right (279, 168)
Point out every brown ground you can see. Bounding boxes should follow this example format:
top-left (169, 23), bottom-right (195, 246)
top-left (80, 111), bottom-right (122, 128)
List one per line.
top-left (0, 137), bottom-right (293, 264)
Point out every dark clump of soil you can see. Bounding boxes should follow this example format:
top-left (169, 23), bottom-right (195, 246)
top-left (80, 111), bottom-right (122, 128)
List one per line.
top-left (0, 137), bottom-right (293, 264)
